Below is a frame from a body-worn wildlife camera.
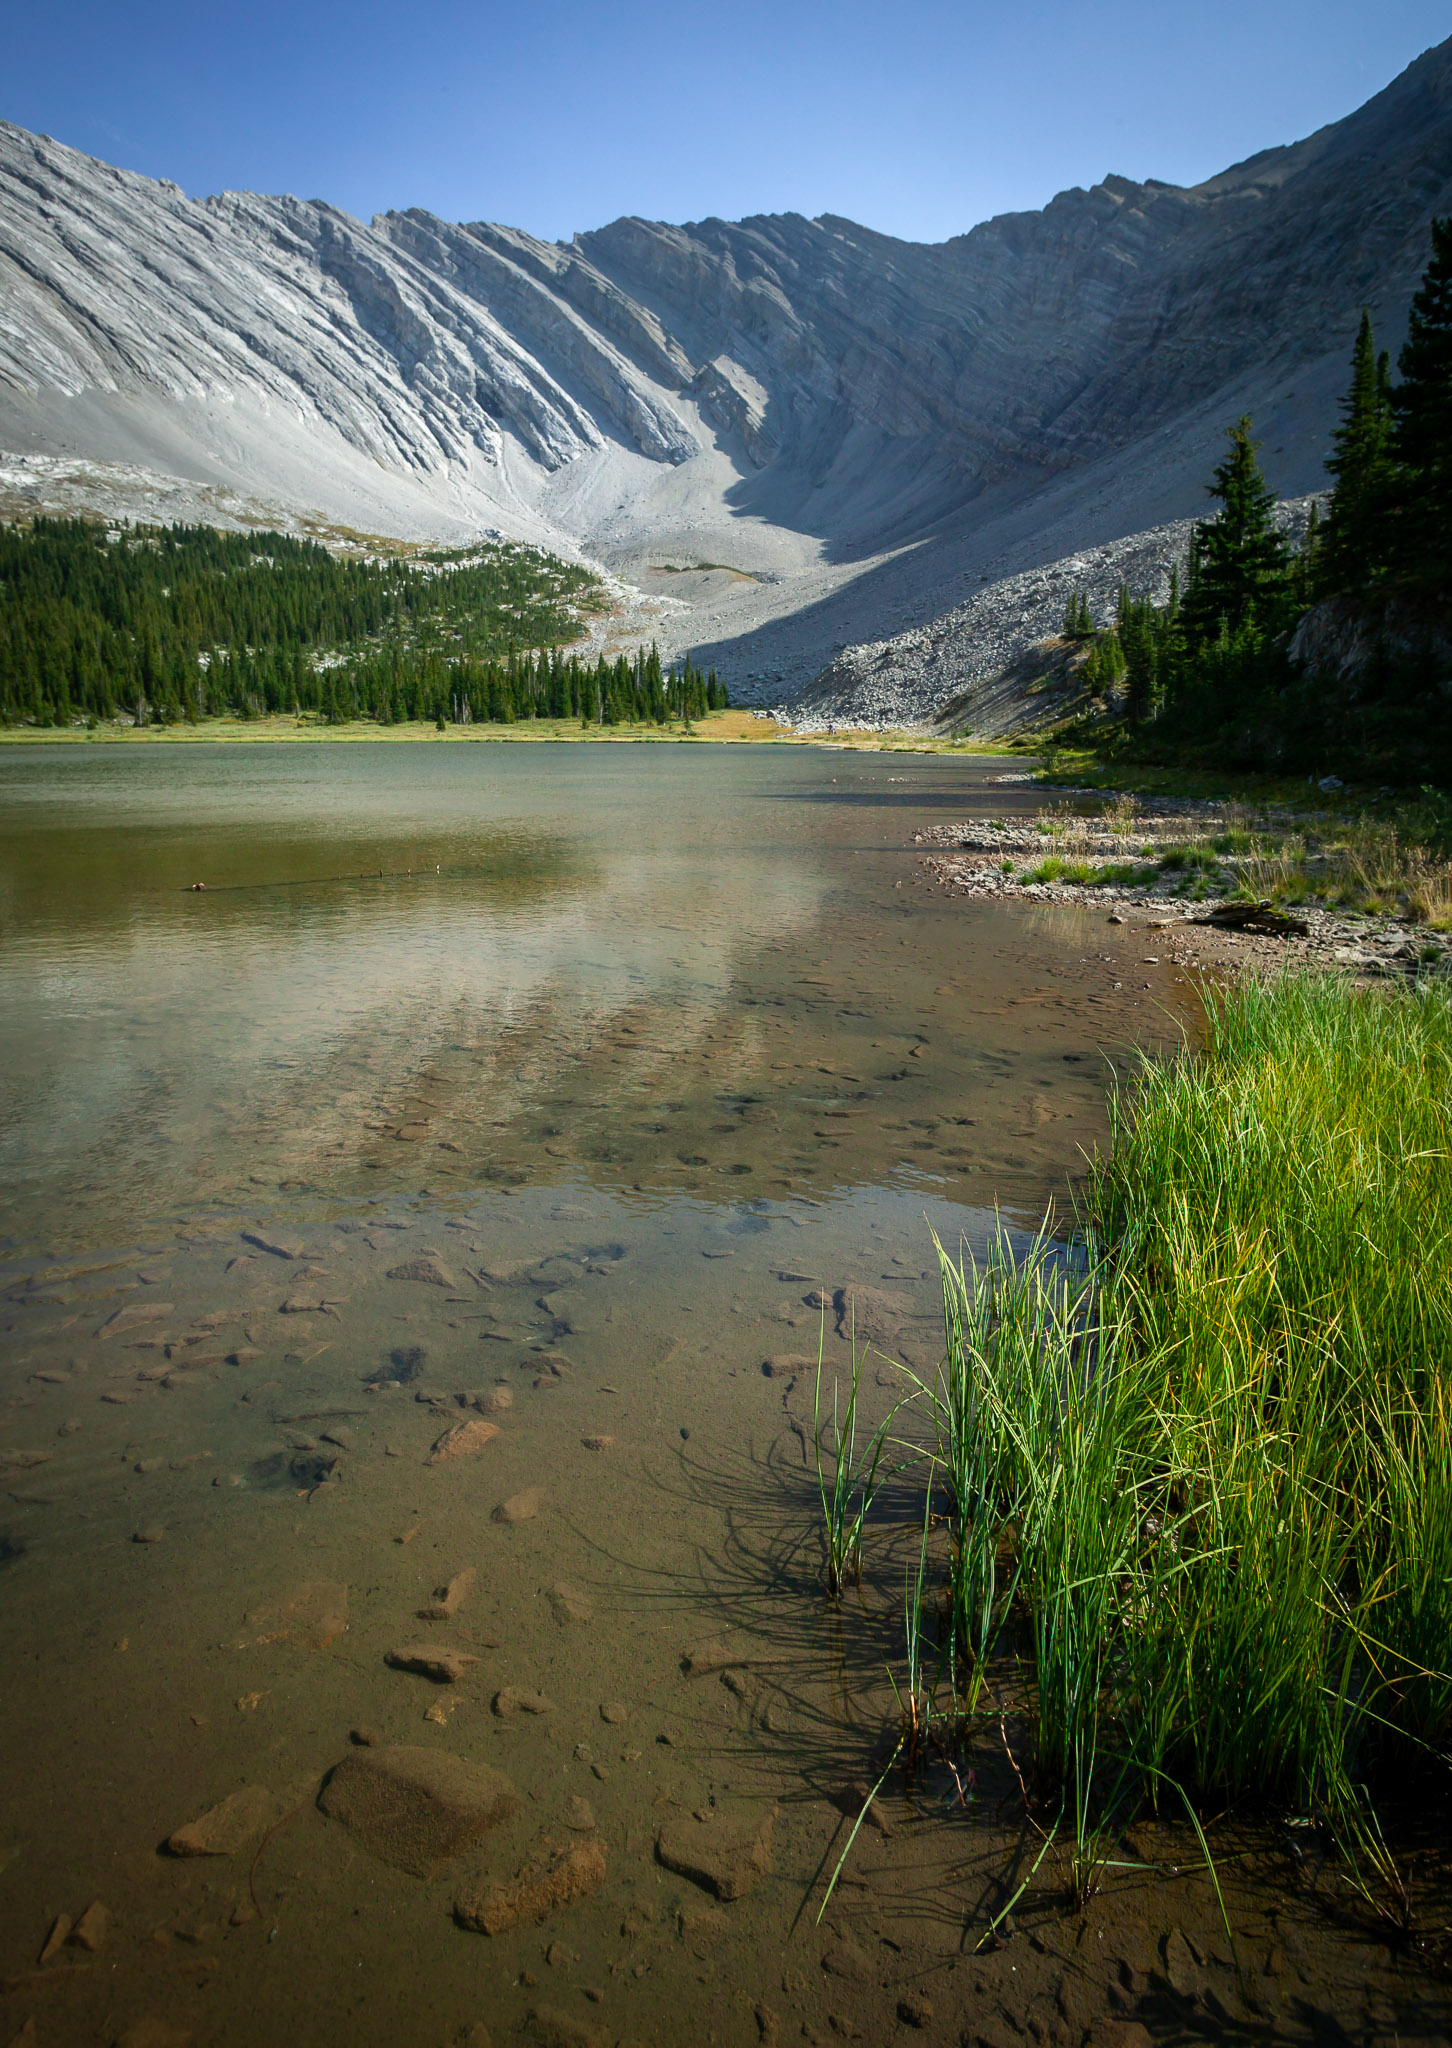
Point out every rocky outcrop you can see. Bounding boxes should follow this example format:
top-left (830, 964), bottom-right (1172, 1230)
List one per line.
top-left (1288, 593), bottom-right (1452, 691)
top-left (688, 355), bottom-right (778, 467)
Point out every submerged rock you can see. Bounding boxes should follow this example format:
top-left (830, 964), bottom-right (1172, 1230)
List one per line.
top-left (492, 1687), bottom-right (554, 1717)
top-left (656, 1804), bottom-right (776, 1901)
top-left (242, 1231), bottom-right (300, 1260)
top-left (69, 1901), bottom-right (110, 1952)
top-left (167, 1785), bottom-right (278, 1857)
top-left (547, 1582), bottom-right (593, 1626)
top-left (832, 1284), bottom-right (919, 1345)
top-left (519, 2006), bottom-right (610, 2048)
top-left (388, 1255), bottom-right (456, 1289)
top-left (493, 1485), bottom-right (544, 1524)
top-left (386, 1643), bottom-right (480, 1683)
top-left (419, 1566), bottom-right (477, 1620)
top-left (246, 1580), bottom-right (348, 1649)
top-left (820, 1935), bottom-right (875, 1982)
top-left (762, 1354), bottom-right (815, 1379)
top-left (318, 1745), bottom-right (521, 1877)
top-left (1162, 1926), bottom-right (1204, 2000)
top-left (680, 1634), bottom-right (775, 1677)
top-left (99, 1303), bottom-right (173, 1339)
top-left (38, 1913), bottom-right (71, 1963)
top-left (284, 1450), bottom-right (339, 1490)
top-left (114, 2018), bottom-right (194, 2048)
top-left (365, 1345), bottom-right (426, 1385)
top-left (426, 1418), bottom-right (499, 1465)
top-left (455, 1837), bottom-right (606, 1935)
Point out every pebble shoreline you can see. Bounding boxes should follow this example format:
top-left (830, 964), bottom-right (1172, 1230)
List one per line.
top-left (915, 809), bottom-right (1452, 984)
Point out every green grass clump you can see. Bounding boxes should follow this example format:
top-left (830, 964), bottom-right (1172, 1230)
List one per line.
top-left (814, 1330), bottom-right (899, 1598)
top-left (1023, 856), bottom-right (1157, 887)
top-left (1102, 975), bottom-right (1452, 1743)
top-left (1158, 844), bottom-right (1222, 874)
top-left (908, 976), bottom-right (1452, 1911)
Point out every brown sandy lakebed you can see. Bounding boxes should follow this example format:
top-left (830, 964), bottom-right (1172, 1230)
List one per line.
top-left (1, 741), bottom-right (1448, 2048)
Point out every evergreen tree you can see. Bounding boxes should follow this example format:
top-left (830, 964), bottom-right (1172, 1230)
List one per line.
top-left (1082, 629), bottom-right (1127, 698)
top-left (1180, 417), bottom-right (1294, 647)
top-left (1318, 309), bottom-right (1395, 597)
top-left (1389, 215), bottom-right (1452, 598)
top-left (1116, 584), bottom-right (1164, 724)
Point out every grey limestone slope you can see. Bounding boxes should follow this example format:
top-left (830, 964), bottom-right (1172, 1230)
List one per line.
top-left (0, 37), bottom-right (1449, 687)
top-left (0, 127), bottom-right (699, 544)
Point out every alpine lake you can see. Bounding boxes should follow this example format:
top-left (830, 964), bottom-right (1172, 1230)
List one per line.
top-left (1, 742), bottom-right (1415, 2048)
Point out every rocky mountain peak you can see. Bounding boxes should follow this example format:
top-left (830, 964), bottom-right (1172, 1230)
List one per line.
top-left (0, 40), bottom-right (1449, 695)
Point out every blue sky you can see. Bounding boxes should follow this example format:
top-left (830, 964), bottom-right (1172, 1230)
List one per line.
top-left (2, 0), bottom-right (1446, 244)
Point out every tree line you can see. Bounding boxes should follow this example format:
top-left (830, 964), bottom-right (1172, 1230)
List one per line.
top-left (1060, 215), bottom-right (1451, 779)
top-left (0, 518), bottom-right (725, 728)
top-left (320, 642), bottom-right (725, 729)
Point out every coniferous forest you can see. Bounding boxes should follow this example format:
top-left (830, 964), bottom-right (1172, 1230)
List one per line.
top-left (0, 523), bottom-right (727, 729)
top-left (1059, 216), bottom-right (1452, 781)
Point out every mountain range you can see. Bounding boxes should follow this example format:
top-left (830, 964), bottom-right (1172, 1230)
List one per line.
top-left (2, 38), bottom-right (1450, 705)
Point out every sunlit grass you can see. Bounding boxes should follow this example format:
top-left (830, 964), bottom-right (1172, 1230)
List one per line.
top-left (1022, 855), bottom-right (1158, 886)
top-left (881, 976), bottom-right (1452, 1917)
top-left (1012, 791), bottom-right (1452, 923)
top-left (1158, 844), bottom-right (1222, 874)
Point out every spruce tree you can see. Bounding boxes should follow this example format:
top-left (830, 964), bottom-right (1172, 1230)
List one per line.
top-left (1180, 417), bottom-right (1293, 647)
top-left (1117, 586), bottom-right (1162, 723)
top-left (1389, 216), bottom-right (1452, 598)
top-left (1318, 309), bottom-right (1395, 597)
top-left (1082, 629), bottom-right (1127, 698)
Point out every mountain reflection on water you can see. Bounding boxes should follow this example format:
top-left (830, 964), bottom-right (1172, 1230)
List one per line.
top-left (0, 742), bottom-right (1167, 1244)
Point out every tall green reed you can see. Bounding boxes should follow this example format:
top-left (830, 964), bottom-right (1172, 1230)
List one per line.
top-left (911, 976), bottom-right (1452, 1875)
top-left (813, 1318), bottom-right (899, 1598)
top-left (1097, 975), bottom-right (1452, 1798)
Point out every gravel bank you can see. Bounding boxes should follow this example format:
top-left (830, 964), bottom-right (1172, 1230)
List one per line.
top-left (915, 806), bottom-right (1452, 984)
top-left (782, 499), bottom-right (1320, 735)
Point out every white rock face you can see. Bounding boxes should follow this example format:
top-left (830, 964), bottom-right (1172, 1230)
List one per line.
top-left (0, 127), bottom-right (691, 496)
top-left (0, 36), bottom-right (1448, 696)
